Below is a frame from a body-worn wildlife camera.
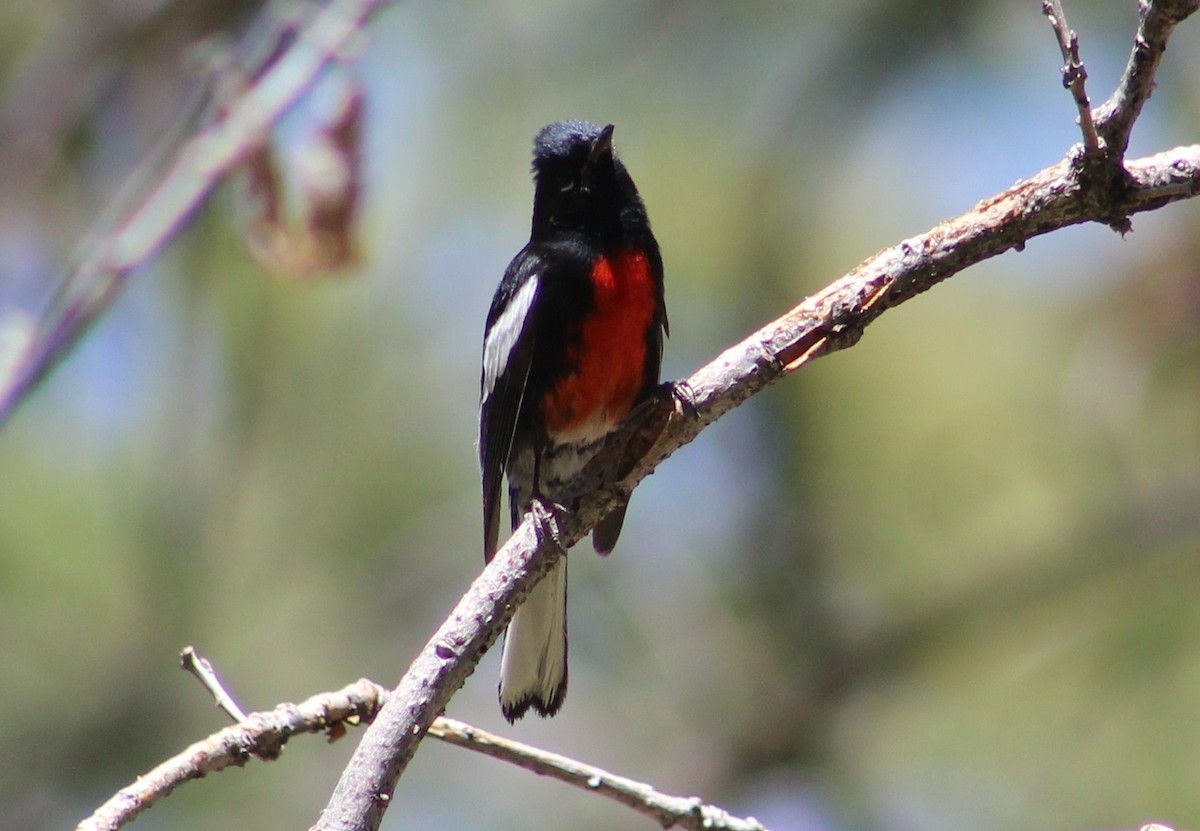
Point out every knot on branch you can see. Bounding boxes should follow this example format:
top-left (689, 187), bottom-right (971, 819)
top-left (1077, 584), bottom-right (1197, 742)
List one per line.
top-left (1068, 142), bottom-right (1135, 234)
top-left (1037, 0), bottom-right (1200, 233)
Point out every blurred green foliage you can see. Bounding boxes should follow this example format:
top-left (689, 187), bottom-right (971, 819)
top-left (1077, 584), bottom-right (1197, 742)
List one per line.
top-left (0, 2), bottom-right (1198, 830)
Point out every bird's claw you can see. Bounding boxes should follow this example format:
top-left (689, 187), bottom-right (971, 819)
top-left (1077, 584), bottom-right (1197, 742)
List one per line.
top-left (662, 380), bottom-right (698, 419)
top-left (529, 493), bottom-right (566, 551)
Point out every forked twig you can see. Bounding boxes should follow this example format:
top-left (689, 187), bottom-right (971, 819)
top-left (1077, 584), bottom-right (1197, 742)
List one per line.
top-left (77, 677), bottom-right (385, 831)
top-left (81, 650), bottom-right (769, 831)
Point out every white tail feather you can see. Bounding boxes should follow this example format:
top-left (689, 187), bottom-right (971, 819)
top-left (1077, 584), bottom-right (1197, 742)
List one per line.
top-left (499, 557), bottom-right (567, 719)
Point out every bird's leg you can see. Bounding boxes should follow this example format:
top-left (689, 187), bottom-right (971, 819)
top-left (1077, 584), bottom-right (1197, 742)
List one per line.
top-left (529, 446), bottom-right (566, 551)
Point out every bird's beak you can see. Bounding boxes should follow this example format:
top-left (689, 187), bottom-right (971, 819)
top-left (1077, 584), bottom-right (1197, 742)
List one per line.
top-left (587, 124), bottom-right (615, 169)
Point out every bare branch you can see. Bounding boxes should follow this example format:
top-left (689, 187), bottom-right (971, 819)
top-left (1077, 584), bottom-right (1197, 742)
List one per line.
top-left (77, 679), bottom-right (385, 831)
top-left (36, 3), bottom-right (1200, 829)
top-left (1042, 0), bottom-right (1102, 154)
top-left (180, 646), bottom-right (249, 724)
top-left (0, 0), bottom-right (395, 428)
top-left (1095, 0), bottom-right (1200, 156)
top-left (313, 142), bottom-right (1200, 831)
top-left (429, 717), bottom-right (768, 831)
top-left (85, 660), bottom-right (768, 831)
top-left (312, 513), bottom-right (566, 830)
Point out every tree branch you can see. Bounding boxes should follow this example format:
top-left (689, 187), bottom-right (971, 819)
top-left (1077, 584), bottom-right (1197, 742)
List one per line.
top-left (428, 717), bottom-right (768, 831)
top-left (1094, 0), bottom-right (1200, 156)
top-left (312, 513), bottom-right (565, 830)
top-left (313, 15), bottom-right (1199, 820)
top-left (77, 678), bottom-right (386, 831)
top-left (25, 1), bottom-right (1197, 828)
top-left (85, 651), bottom-right (768, 831)
top-left (1042, 0), bottom-right (1102, 154)
top-left (0, 0), bottom-right (395, 428)
top-left (314, 138), bottom-right (1200, 829)
top-left (180, 645), bottom-right (250, 724)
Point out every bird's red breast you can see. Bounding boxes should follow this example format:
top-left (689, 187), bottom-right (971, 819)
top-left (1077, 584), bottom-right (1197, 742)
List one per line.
top-left (539, 249), bottom-right (657, 440)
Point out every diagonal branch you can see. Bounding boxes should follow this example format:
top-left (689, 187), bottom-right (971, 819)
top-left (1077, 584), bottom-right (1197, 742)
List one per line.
top-left (180, 645), bottom-right (250, 724)
top-left (1094, 0), bottom-right (1200, 157)
top-left (428, 717), bottom-right (768, 831)
top-left (0, 0), bottom-right (395, 428)
top-left (313, 142), bottom-right (1200, 831)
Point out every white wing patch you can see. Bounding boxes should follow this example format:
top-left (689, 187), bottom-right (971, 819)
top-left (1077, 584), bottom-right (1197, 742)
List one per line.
top-left (482, 275), bottom-right (539, 400)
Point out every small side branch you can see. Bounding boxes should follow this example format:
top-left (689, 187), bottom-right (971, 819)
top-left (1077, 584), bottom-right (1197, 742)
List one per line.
top-left (85, 652), bottom-right (767, 831)
top-left (1042, 0), bottom-right (1102, 154)
top-left (180, 646), bottom-right (249, 724)
top-left (429, 718), bottom-right (768, 831)
top-left (76, 679), bottom-right (386, 831)
top-left (1094, 0), bottom-right (1200, 156)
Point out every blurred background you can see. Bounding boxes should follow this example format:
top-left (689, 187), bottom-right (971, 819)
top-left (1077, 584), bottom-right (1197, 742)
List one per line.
top-left (1, 1), bottom-right (1199, 829)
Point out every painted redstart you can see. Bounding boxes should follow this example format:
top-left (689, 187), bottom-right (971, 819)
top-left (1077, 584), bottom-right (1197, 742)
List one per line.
top-left (479, 121), bottom-right (668, 721)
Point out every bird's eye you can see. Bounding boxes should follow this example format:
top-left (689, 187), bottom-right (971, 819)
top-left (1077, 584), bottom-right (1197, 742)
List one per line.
top-left (559, 179), bottom-right (576, 193)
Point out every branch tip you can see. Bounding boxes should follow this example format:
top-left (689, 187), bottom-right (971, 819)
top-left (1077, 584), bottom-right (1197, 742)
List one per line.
top-left (1043, 0), bottom-right (1102, 154)
top-left (180, 646), bottom-right (249, 724)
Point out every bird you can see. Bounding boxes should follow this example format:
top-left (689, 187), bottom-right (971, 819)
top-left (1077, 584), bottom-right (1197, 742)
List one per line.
top-left (479, 120), bottom-right (668, 722)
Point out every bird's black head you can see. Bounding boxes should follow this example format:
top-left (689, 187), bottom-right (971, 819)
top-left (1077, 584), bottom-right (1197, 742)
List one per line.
top-left (529, 120), bottom-right (644, 241)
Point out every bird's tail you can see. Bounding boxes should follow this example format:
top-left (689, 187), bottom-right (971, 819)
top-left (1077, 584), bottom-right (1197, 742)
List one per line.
top-left (498, 556), bottom-right (567, 721)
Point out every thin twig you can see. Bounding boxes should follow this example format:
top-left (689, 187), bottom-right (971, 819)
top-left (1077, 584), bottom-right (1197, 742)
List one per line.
top-left (1042, 0), bottom-right (1102, 154)
top-left (0, 0), bottom-right (395, 427)
top-left (428, 717), bottom-right (768, 831)
top-left (76, 678), bottom-right (386, 831)
top-left (180, 646), bottom-right (249, 724)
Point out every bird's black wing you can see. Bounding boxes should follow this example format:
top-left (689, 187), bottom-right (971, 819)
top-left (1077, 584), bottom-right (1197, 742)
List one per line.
top-left (480, 249), bottom-right (544, 562)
